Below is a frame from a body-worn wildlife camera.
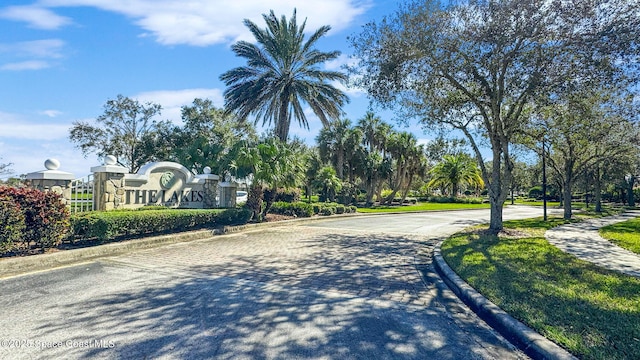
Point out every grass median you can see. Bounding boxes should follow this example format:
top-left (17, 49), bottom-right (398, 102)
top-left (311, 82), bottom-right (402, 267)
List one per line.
top-left (357, 202), bottom-right (490, 213)
top-left (600, 217), bottom-right (640, 255)
top-left (441, 216), bottom-right (640, 360)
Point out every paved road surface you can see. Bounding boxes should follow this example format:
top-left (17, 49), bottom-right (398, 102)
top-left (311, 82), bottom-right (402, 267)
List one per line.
top-left (0, 207), bottom-right (554, 359)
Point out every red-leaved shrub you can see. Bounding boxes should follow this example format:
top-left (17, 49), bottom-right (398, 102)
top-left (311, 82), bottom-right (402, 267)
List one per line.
top-left (0, 186), bottom-right (69, 251)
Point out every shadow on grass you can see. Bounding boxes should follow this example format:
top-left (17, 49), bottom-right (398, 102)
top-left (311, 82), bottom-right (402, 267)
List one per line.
top-left (442, 228), bottom-right (640, 360)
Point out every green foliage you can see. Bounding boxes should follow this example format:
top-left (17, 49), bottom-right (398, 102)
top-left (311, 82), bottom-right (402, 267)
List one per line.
top-left (310, 202), bottom-right (356, 216)
top-left (0, 186), bottom-right (69, 251)
top-left (220, 10), bottom-right (348, 141)
top-left (275, 188), bottom-right (301, 203)
top-left (528, 186), bottom-right (544, 199)
top-left (0, 196), bottom-right (25, 252)
top-left (427, 196), bottom-right (484, 204)
top-left (70, 208), bottom-right (250, 242)
top-left (268, 201), bottom-right (314, 218)
top-left (69, 94), bottom-right (163, 173)
top-left (428, 154), bottom-right (484, 196)
top-left (320, 207), bottom-right (335, 216)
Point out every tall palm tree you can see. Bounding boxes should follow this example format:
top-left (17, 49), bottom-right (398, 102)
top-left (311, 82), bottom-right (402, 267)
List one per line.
top-left (428, 154), bottom-right (484, 197)
top-left (220, 9), bottom-right (349, 142)
top-left (317, 118), bottom-right (353, 180)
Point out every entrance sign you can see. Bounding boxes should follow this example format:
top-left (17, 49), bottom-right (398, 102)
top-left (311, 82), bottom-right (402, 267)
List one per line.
top-left (91, 160), bottom-right (221, 211)
top-left (26, 156), bottom-right (237, 211)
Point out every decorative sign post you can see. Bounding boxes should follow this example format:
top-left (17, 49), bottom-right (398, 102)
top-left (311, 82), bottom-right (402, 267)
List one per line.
top-left (25, 159), bottom-right (75, 205)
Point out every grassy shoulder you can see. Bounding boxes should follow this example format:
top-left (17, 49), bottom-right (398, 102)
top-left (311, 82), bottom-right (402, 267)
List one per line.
top-left (441, 217), bottom-right (640, 360)
top-left (357, 202), bottom-right (490, 213)
top-left (600, 217), bottom-right (640, 255)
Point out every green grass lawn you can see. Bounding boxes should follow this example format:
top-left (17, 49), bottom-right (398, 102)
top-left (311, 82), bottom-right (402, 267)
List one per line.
top-left (512, 199), bottom-right (561, 207)
top-left (356, 202), bottom-right (490, 213)
top-left (600, 217), bottom-right (640, 255)
top-left (441, 217), bottom-right (640, 360)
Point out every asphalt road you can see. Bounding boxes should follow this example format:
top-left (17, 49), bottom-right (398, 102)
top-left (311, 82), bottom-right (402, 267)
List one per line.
top-left (0, 206), bottom-right (556, 359)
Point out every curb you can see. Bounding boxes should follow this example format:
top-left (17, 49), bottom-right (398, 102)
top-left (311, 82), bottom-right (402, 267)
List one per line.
top-left (433, 242), bottom-right (577, 360)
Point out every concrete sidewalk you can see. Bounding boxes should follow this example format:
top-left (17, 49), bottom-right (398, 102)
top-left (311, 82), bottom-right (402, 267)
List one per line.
top-left (545, 210), bottom-right (640, 277)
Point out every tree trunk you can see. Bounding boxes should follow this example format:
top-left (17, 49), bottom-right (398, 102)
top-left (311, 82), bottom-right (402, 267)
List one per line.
top-left (247, 185), bottom-right (264, 222)
top-left (628, 176), bottom-right (636, 207)
top-left (594, 166), bottom-right (602, 213)
top-left (489, 199), bottom-right (504, 233)
top-left (487, 147), bottom-right (507, 233)
top-left (563, 181), bottom-right (573, 220)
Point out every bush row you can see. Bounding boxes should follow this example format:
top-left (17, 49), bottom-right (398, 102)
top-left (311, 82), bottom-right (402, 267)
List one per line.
top-left (312, 202), bottom-right (358, 216)
top-left (417, 196), bottom-right (484, 204)
top-left (0, 186), bottom-right (69, 253)
top-left (269, 201), bottom-right (314, 217)
top-left (70, 207), bottom-right (252, 242)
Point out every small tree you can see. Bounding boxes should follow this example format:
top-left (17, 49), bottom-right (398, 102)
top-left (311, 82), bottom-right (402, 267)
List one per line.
top-left (234, 138), bottom-right (305, 221)
top-left (70, 94), bottom-right (163, 172)
top-left (314, 166), bottom-right (342, 202)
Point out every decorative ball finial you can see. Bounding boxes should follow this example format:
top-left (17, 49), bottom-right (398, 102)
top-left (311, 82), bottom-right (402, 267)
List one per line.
top-left (104, 155), bottom-right (117, 165)
top-left (44, 158), bottom-right (60, 170)
top-left (203, 166), bottom-right (212, 174)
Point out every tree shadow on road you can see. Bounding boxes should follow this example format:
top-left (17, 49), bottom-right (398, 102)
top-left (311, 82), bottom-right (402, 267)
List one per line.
top-left (31, 231), bottom-right (520, 359)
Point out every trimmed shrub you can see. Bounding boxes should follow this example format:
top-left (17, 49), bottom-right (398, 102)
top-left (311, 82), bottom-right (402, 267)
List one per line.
top-left (269, 201), bottom-right (314, 217)
top-left (427, 196), bottom-right (483, 204)
top-left (320, 207), bottom-right (335, 216)
top-left (0, 186), bottom-right (69, 250)
top-left (348, 205), bottom-right (358, 213)
top-left (312, 203), bottom-right (322, 215)
top-left (529, 186), bottom-right (543, 199)
top-left (335, 204), bottom-right (346, 214)
top-left (0, 196), bottom-right (26, 252)
top-left (275, 188), bottom-right (301, 203)
top-left (70, 207), bottom-right (251, 242)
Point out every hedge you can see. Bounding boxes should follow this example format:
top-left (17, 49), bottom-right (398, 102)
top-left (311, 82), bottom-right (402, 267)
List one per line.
top-left (269, 201), bottom-right (314, 218)
top-left (70, 207), bottom-right (251, 242)
top-left (312, 202), bottom-right (357, 216)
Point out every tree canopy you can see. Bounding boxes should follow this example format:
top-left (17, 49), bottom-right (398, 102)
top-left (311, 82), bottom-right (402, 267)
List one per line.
top-left (69, 94), bottom-right (163, 173)
top-left (350, 0), bottom-right (640, 231)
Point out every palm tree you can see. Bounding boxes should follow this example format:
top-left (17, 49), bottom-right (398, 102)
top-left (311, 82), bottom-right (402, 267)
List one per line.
top-left (314, 166), bottom-right (343, 202)
top-left (428, 154), bottom-right (484, 197)
top-left (317, 118), bottom-right (353, 180)
top-left (234, 138), bottom-right (304, 221)
top-left (220, 9), bottom-right (349, 142)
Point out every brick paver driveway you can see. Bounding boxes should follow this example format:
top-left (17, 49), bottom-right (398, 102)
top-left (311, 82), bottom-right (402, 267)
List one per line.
top-left (0, 209), bottom-right (546, 359)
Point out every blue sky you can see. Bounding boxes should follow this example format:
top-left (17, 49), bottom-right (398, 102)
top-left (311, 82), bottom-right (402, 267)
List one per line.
top-left (0, 0), bottom-right (431, 179)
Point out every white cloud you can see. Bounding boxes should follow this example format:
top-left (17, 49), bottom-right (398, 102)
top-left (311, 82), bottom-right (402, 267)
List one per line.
top-left (0, 112), bottom-right (70, 140)
top-left (40, 110), bottom-right (63, 118)
top-left (134, 88), bottom-right (224, 123)
top-left (0, 39), bottom-right (65, 71)
top-left (0, 60), bottom-right (51, 71)
top-left (39, 0), bottom-right (370, 46)
top-left (0, 5), bottom-right (72, 29)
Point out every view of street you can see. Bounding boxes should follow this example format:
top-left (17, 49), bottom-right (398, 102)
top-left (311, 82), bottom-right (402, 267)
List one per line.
top-left (0, 207), bottom-right (560, 359)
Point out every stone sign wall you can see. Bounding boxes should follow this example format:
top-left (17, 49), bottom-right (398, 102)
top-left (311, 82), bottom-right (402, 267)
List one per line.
top-left (26, 156), bottom-right (237, 212)
top-left (91, 159), bottom-right (222, 211)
